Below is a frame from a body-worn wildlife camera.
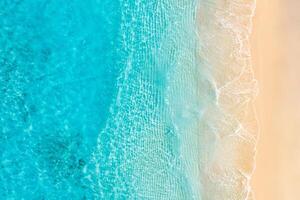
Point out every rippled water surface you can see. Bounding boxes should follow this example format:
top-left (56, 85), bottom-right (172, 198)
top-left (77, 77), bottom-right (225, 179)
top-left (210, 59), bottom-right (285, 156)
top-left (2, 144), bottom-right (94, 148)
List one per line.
top-left (0, 0), bottom-right (206, 199)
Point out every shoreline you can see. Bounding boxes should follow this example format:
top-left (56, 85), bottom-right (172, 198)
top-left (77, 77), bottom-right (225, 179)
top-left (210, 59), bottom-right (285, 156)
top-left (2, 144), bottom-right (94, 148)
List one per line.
top-left (197, 0), bottom-right (258, 199)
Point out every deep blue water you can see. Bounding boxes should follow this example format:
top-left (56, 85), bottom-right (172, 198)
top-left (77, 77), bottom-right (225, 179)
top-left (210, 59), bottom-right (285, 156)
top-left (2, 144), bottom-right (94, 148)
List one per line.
top-left (0, 0), bottom-right (204, 199)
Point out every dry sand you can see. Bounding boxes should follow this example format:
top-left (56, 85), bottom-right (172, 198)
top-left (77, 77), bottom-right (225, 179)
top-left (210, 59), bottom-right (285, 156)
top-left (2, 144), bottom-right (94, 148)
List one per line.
top-left (251, 0), bottom-right (300, 199)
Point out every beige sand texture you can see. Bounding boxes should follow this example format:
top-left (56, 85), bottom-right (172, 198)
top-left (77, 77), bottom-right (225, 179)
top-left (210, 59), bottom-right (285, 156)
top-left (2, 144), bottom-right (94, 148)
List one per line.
top-left (251, 0), bottom-right (300, 199)
top-left (197, 0), bottom-right (258, 199)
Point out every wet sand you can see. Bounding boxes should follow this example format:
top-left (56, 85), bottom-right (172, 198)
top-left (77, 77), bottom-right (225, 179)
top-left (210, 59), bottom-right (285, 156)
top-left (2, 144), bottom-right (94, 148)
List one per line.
top-left (251, 0), bottom-right (300, 199)
top-left (197, 1), bottom-right (258, 199)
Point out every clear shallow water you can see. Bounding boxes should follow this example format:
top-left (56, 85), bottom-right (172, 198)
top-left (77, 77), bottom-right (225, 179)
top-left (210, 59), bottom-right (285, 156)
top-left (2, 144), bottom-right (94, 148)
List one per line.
top-left (0, 0), bottom-right (208, 199)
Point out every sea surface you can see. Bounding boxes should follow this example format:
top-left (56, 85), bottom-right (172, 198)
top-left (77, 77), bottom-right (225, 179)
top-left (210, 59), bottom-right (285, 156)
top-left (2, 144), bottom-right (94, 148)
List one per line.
top-left (0, 0), bottom-right (208, 199)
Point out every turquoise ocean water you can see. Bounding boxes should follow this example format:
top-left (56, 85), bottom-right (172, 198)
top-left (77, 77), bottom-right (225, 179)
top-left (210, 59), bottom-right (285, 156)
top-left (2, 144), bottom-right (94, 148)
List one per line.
top-left (0, 0), bottom-right (214, 199)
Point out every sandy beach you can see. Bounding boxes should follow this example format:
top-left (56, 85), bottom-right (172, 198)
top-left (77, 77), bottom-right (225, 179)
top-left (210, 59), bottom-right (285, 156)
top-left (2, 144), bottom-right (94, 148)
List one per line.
top-left (251, 0), bottom-right (300, 199)
top-left (197, 1), bottom-right (258, 199)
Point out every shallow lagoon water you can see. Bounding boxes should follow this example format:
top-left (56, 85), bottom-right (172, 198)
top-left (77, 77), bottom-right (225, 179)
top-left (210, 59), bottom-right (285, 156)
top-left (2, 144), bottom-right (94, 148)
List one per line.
top-left (0, 0), bottom-right (208, 199)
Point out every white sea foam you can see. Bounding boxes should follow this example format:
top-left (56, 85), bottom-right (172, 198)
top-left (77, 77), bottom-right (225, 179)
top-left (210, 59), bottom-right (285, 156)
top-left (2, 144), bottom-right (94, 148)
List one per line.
top-left (196, 0), bottom-right (258, 199)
